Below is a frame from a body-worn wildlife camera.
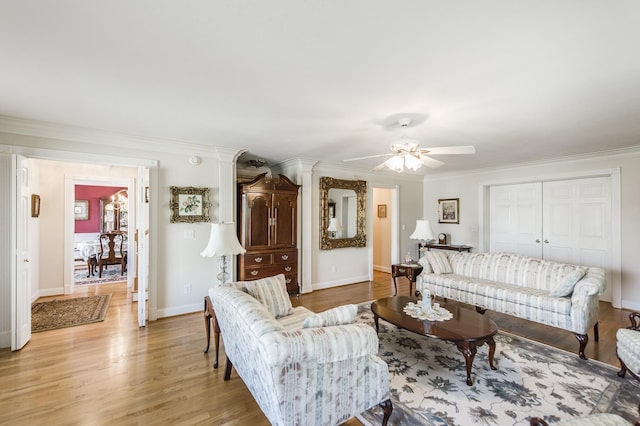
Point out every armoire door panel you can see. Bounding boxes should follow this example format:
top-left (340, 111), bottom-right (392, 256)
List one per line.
top-left (245, 193), bottom-right (271, 249)
top-left (272, 193), bottom-right (296, 248)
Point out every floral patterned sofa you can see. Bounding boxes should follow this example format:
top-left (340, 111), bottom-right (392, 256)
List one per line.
top-left (209, 275), bottom-right (392, 426)
top-left (417, 251), bottom-right (606, 359)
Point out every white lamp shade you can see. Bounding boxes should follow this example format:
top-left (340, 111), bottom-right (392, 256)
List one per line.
top-left (327, 217), bottom-right (343, 232)
top-left (200, 223), bottom-right (246, 257)
top-left (409, 220), bottom-right (435, 241)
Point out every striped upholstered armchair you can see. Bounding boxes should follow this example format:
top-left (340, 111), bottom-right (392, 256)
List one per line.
top-left (617, 311), bottom-right (640, 382)
top-left (209, 276), bottom-right (392, 426)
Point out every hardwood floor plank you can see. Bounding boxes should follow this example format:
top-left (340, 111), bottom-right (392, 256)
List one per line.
top-left (0, 273), bottom-right (634, 425)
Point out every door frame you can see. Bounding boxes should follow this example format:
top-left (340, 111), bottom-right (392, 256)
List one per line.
top-left (478, 168), bottom-right (621, 308)
top-left (7, 146), bottom-right (157, 349)
top-left (65, 177), bottom-right (135, 295)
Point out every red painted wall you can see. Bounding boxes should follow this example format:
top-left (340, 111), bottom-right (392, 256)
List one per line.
top-left (74, 185), bottom-right (126, 233)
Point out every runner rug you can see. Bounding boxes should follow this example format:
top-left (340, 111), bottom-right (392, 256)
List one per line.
top-left (31, 294), bottom-right (112, 332)
top-left (355, 302), bottom-right (640, 425)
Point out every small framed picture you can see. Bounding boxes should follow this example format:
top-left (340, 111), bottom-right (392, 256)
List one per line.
top-left (169, 186), bottom-right (211, 223)
top-left (74, 200), bottom-right (89, 220)
top-left (438, 198), bottom-right (459, 224)
top-left (31, 194), bottom-right (41, 218)
top-left (377, 204), bottom-right (387, 218)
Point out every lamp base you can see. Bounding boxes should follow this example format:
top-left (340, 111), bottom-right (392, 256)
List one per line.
top-left (216, 255), bottom-right (230, 285)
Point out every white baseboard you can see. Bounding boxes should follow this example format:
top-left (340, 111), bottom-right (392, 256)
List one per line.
top-left (373, 265), bottom-right (391, 273)
top-left (155, 303), bottom-right (201, 318)
top-left (33, 287), bottom-right (64, 301)
top-left (622, 299), bottom-right (640, 311)
top-left (312, 275), bottom-right (370, 291)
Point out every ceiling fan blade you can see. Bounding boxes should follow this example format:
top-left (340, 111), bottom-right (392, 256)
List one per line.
top-left (343, 153), bottom-right (393, 162)
top-left (419, 154), bottom-right (444, 169)
top-left (421, 146), bottom-right (476, 155)
top-left (372, 160), bottom-right (389, 171)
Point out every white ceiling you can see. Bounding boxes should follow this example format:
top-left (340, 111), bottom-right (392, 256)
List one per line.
top-left (2, 1), bottom-right (640, 174)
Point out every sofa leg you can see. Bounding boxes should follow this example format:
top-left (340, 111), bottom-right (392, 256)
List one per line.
top-left (575, 333), bottom-right (588, 360)
top-left (594, 322), bottom-right (599, 342)
top-left (224, 357), bottom-right (233, 381)
top-left (380, 399), bottom-right (393, 426)
top-left (617, 355), bottom-right (627, 378)
top-left (475, 306), bottom-right (486, 315)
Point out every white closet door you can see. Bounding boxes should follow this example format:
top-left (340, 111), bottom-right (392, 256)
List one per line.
top-left (543, 178), bottom-right (611, 301)
top-left (489, 183), bottom-right (542, 257)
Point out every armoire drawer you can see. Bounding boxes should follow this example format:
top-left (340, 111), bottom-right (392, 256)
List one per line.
top-left (243, 253), bottom-right (273, 266)
top-left (241, 264), bottom-right (297, 280)
top-left (274, 250), bottom-right (297, 264)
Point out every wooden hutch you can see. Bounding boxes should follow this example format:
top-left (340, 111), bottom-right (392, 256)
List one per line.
top-left (237, 173), bottom-right (300, 294)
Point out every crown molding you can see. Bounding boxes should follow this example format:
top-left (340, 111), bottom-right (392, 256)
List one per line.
top-left (424, 145), bottom-right (640, 182)
top-left (0, 115), bottom-right (219, 157)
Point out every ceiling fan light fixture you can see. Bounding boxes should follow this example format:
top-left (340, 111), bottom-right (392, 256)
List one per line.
top-left (385, 155), bottom-right (405, 172)
top-left (404, 154), bottom-right (423, 171)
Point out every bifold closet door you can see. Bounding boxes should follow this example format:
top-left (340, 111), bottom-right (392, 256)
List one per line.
top-left (489, 182), bottom-right (543, 257)
top-left (489, 177), bottom-right (612, 301)
top-left (542, 177), bottom-right (611, 301)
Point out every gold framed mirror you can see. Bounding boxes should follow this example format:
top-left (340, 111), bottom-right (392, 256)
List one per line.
top-left (320, 177), bottom-right (366, 250)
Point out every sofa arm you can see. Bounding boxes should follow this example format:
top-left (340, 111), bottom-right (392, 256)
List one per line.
top-left (571, 267), bottom-right (606, 300)
top-left (259, 323), bottom-right (380, 367)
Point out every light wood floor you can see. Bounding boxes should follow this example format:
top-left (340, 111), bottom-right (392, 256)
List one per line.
top-left (0, 272), bottom-right (635, 425)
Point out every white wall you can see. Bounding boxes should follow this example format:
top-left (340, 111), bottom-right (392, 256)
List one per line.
top-left (421, 150), bottom-right (640, 310)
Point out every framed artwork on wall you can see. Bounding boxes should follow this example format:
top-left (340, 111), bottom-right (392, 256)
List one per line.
top-left (31, 194), bottom-right (40, 218)
top-left (377, 204), bottom-right (387, 218)
top-left (438, 198), bottom-right (459, 224)
top-left (74, 200), bottom-right (89, 220)
top-left (169, 186), bottom-right (211, 223)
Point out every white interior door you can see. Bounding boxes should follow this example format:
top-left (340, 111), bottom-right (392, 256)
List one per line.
top-left (543, 178), bottom-right (612, 301)
top-left (489, 183), bottom-right (542, 257)
top-left (12, 155), bottom-right (31, 350)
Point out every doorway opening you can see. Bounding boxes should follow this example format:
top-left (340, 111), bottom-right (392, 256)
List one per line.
top-left (371, 185), bottom-right (399, 278)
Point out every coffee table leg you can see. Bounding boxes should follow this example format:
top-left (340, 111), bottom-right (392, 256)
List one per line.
top-left (487, 336), bottom-right (497, 370)
top-left (456, 342), bottom-right (477, 386)
top-left (374, 313), bottom-right (380, 334)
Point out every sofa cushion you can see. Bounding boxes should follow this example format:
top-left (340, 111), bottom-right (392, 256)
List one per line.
top-left (245, 274), bottom-right (293, 318)
top-left (302, 304), bottom-right (358, 328)
top-left (423, 274), bottom-right (572, 315)
top-left (549, 268), bottom-right (586, 297)
top-left (427, 251), bottom-right (452, 274)
top-left (417, 255), bottom-right (433, 273)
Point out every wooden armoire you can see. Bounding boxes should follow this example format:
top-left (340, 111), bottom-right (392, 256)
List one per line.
top-left (237, 173), bottom-right (300, 294)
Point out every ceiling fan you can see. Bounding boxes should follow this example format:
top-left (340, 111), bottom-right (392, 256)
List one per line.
top-left (343, 118), bottom-right (476, 172)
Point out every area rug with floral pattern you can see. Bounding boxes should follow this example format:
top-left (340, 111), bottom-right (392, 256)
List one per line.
top-left (31, 294), bottom-right (112, 332)
top-left (355, 302), bottom-right (639, 425)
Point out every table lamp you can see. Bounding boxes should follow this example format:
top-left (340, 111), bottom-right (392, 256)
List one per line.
top-left (200, 222), bottom-right (246, 285)
top-left (409, 219), bottom-right (436, 257)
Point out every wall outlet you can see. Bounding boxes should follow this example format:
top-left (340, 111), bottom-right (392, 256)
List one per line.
top-left (183, 284), bottom-right (191, 294)
top-left (331, 265), bottom-right (337, 272)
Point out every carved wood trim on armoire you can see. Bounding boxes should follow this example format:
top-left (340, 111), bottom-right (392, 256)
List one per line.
top-left (237, 173), bottom-right (301, 295)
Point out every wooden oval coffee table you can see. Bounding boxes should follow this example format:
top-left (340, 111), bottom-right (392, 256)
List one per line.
top-left (371, 295), bottom-right (498, 386)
